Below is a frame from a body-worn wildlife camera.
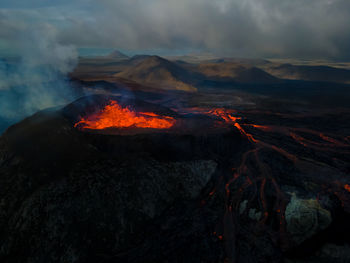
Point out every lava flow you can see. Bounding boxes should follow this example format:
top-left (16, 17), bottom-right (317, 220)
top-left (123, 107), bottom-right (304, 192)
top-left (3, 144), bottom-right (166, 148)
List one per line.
top-left (74, 100), bottom-right (176, 130)
top-left (199, 107), bottom-right (350, 262)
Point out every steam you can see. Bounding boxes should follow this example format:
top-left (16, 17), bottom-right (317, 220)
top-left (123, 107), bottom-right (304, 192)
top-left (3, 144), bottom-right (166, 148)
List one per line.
top-left (0, 23), bottom-right (78, 132)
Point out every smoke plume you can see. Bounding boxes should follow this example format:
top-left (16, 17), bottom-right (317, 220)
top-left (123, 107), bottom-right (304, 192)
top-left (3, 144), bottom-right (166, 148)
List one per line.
top-left (0, 23), bottom-right (78, 133)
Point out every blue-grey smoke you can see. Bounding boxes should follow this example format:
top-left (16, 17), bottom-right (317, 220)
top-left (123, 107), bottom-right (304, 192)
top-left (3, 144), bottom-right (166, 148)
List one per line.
top-left (0, 24), bottom-right (78, 134)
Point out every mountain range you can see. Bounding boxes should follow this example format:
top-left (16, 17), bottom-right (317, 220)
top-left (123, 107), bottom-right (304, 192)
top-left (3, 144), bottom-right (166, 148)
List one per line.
top-left (72, 51), bottom-right (350, 93)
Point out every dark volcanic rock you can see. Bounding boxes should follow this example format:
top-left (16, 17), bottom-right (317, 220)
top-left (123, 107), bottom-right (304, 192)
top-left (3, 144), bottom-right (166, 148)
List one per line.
top-left (1, 95), bottom-right (349, 262)
top-left (0, 96), bottom-right (248, 263)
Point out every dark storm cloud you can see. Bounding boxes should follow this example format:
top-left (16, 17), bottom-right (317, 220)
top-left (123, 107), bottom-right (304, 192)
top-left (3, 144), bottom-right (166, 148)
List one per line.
top-left (1, 0), bottom-right (350, 59)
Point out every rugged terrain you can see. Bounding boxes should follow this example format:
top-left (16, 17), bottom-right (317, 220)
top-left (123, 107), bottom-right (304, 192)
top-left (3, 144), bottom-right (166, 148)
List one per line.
top-left (0, 54), bottom-right (350, 262)
top-left (0, 90), bottom-right (349, 263)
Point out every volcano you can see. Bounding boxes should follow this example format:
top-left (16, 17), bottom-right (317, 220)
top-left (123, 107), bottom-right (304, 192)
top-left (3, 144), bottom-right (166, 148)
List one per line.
top-left (0, 95), bottom-right (249, 263)
top-left (0, 95), bottom-right (350, 263)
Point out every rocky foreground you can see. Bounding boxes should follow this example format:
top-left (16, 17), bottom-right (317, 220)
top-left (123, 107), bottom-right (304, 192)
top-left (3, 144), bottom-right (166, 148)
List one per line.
top-left (0, 96), bottom-right (349, 263)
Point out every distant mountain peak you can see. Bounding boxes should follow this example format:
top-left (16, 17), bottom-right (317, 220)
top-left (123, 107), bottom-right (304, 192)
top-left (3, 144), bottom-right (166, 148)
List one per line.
top-left (131, 55), bottom-right (167, 64)
top-left (106, 50), bottom-right (129, 59)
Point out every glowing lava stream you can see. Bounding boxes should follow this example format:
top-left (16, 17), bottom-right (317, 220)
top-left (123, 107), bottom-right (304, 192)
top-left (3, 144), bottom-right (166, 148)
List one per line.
top-left (245, 124), bottom-right (350, 151)
top-left (74, 100), bottom-right (175, 130)
top-left (180, 107), bottom-right (349, 262)
top-left (202, 108), bottom-right (349, 263)
top-left (202, 108), bottom-right (298, 262)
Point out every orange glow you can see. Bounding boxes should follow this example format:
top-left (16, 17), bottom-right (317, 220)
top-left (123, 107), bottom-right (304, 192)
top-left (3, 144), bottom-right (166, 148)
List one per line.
top-left (74, 100), bottom-right (175, 130)
top-left (203, 108), bottom-right (258, 143)
top-left (248, 124), bottom-right (272, 131)
top-left (345, 184), bottom-right (350, 192)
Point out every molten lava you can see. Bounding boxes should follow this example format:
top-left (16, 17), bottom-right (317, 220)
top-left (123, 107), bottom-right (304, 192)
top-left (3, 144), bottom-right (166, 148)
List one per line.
top-left (74, 100), bottom-right (175, 130)
top-left (345, 184), bottom-right (350, 193)
top-left (205, 108), bottom-right (258, 143)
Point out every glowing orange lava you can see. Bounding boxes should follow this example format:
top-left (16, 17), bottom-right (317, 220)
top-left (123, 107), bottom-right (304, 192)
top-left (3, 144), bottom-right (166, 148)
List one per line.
top-left (205, 108), bottom-right (258, 143)
top-left (74, 100), bottom-right (175, 130)
top-left (345, 184), bottom-right (350, 193)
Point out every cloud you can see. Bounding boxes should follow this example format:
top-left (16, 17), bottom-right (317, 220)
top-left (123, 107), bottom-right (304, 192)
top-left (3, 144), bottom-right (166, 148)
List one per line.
top-left (0, 0), bottom-right (350, 59)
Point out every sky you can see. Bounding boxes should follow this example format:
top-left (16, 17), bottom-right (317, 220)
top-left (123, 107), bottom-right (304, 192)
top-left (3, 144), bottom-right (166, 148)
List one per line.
top-left (0, 0), bottom-right (350, 59)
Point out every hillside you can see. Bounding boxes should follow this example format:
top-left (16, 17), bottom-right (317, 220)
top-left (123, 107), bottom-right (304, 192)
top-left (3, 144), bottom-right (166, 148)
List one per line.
top-left (114, 56), bottom-right (201, 92)
top-left (265, 64), bottom-right (350, 83)
top-left (196, 62), bottom-right (280, 84)
top-left (105, 50), bottom-right (129, 60)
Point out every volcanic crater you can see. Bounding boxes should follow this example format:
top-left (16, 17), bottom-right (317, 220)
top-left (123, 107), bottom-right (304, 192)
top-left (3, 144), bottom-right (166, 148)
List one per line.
top-left (0, 94), bottom-right (350, 263)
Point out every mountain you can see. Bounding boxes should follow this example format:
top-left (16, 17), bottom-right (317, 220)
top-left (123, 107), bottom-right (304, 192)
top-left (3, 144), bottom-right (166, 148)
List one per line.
top-left (197, 62), bottom-right (280, 84)
top-left (114, 56), bottom-right (202, 92)
top-left (265, 64), bottom-right (350, 84)
top-left (105, 50), bottom-right (129, 60)
top-left (208, 58), bottom-right (271, 66)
